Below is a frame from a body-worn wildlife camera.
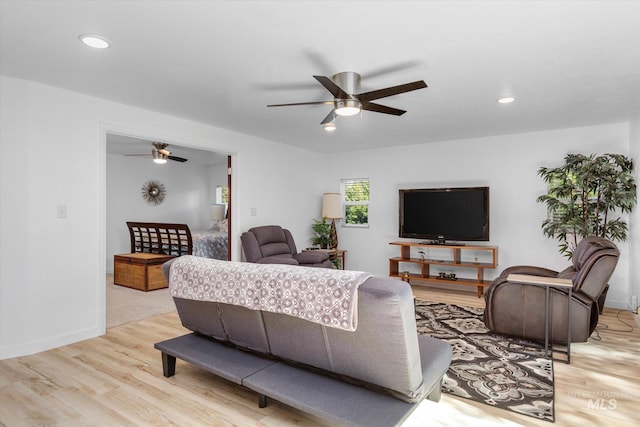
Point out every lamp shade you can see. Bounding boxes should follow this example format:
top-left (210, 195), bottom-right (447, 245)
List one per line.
top-left (210, 204), bottom-right (226, 221)
top-left (322, 193), bottom-right (342, 219)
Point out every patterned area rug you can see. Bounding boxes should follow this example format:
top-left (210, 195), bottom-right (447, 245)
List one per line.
top-left (415, 301), bottom-right (554, 422)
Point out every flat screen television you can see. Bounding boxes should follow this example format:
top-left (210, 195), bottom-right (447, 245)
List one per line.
top-left (399, 186), bottom-right (490, 243)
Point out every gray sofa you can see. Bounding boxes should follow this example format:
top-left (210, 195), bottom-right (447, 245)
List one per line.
top-left (155, 259), bottom-right (452, 426)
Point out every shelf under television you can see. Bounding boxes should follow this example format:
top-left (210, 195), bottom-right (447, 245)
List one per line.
top-left (388, 242), bottom-right (498, 297)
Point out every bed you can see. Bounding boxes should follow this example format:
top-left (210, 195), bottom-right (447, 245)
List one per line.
top-left (126, 222), bottom-right (228, 260)
top-left (191, 230), bottom-right (228, 260)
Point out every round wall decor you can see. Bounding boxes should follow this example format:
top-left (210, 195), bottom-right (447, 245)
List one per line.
top-left (141, 180), bottom-right (166, 205)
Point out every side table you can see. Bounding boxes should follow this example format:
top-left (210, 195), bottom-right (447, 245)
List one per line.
top-left (508, 274), bottom-right (573, 363)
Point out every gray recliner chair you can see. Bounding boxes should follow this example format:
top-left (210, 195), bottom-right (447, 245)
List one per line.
top-left (241, 225), bottom-right (333, 268)
top-left (484, 236), bottom-right (619, 343)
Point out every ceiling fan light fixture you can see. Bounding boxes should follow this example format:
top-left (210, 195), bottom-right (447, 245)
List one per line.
top-left (324, 121), bottom-right (337, 132)
top-left (152, 148), bottom-right (167, 164)
top-left (334, 99), bottom-right (361, 117)
top-left (79, 34), bottom-right (110, 49)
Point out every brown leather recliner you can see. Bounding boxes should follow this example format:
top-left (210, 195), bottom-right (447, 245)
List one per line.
top-left (240, 225), bottom-right (333, 268)
top-left (484, 237), bottom-right (619, 343)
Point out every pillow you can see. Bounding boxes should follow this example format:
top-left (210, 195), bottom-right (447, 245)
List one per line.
top-left (210, 219), bottom-right (228, 233)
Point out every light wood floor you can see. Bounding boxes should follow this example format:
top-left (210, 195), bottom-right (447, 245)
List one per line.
top-left (1, 286), bottom-right (638, 426)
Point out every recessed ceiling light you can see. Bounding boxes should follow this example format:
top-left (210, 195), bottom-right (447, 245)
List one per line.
top-left (79, 34), bottom-right (110, 49)
top-left (497, 96), bottom-right (515, 104)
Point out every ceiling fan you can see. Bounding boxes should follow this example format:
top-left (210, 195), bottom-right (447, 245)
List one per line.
top-left (126, 143), bottom-right (188, 164)
top-left (267, 71), bottom-right (427, 126)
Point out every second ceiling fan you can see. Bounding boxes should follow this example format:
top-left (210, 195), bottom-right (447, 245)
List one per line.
top-left (126, 143), bottom-right (188, 164)
top-left (267, 71), bottom-right (427, 125)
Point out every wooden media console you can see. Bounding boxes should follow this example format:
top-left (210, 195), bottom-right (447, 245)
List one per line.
top-left (389, 241), bottom-right (498, 297)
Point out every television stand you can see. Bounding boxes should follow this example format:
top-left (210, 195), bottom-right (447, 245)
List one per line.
top-left (389, 241), bottom-right (498, 297)
top-left (423, 240), bottom-right (466, 246)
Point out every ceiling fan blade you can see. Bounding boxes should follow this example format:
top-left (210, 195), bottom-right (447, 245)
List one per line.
top-left (357, 80), bottom-right (427, 102)
top-left (125, 154), bottom-right (151, 157)
top-left (168, 155), bottom-right (188, 162)
top-left (361, 60), bottom-right (421, 80)
top-left (320, 110), bottom-right (336, 125)
top-left (268, 101), bottom-right (334, 107)
top-left (361, 102), bottom-right (406, 116)
top-left (313, 76), bottom-right (351, 99)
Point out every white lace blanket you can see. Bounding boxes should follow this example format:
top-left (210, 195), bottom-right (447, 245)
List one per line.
top-left (169, 256), bottom-right (372, 331)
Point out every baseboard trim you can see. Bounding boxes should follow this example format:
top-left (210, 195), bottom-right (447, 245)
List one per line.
top-left (0, 325), bottom-right (102, 360)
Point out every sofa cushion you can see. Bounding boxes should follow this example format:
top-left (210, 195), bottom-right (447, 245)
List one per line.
top-left (260, 276), bottom-right (425, 402)
top-left (260, 242), bottom-right (293, 257)
top-left (250, 225), bottom-right (288, 246)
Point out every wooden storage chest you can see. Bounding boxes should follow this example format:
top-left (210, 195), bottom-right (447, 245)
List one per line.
top-left (114, 253), bottom-right (174, 291)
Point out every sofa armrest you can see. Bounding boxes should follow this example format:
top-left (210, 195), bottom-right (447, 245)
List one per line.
top-left (162, 258), bottom-right (177, 281)
top-left (500, 266), bottom-right (559, 278)
top-left (506, 274), bottom-right (573, 288)
top-left (241, 231), bottom-right (262, 262)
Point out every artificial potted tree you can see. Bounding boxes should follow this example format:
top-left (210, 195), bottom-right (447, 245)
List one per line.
top-left (310, 217), bottom-right (333, 249)
top-left (537, 153), bottom-right (636, 311)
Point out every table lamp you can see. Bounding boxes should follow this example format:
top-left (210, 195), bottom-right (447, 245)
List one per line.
top-left (321, 193), bottom-right (342, 249)
top-left (210, 204), bottom-right (226, 221)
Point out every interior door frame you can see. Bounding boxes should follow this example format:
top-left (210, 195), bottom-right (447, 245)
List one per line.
top-left (99, 123), bottom-right (237, 332)
top-left (226, 155), bottom-right (232, 260)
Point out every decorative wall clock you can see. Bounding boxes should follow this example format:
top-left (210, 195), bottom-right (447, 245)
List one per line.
top-left (141, 180), bottom-right (166, 205)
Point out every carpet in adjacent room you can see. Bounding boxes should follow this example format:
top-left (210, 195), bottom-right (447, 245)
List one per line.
top-left (106, 274), bottom-right (176, 328)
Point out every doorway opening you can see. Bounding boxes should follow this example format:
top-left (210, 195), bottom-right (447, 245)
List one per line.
top-left (104, 132), bottom-right (233, 327)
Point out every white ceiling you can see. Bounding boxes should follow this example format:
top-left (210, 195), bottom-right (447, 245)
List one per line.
top-left (2, 1), bottom-right (639, 153)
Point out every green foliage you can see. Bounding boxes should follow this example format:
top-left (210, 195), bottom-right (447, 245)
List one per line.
top-left (220, 186), bottom-right (229, 204)
top-left (344, 179), bottom-right (370, 225)
top-left (345, 205), bottom-right (368, 225)
top-left (345, 180), bottom-right (369, 201)
top-left (537, 153), bottom-right (636, 258)
top-left (310, 217), bottom-right (332, 248)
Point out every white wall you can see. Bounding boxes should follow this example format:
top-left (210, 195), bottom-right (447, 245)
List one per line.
top-left (328, 123), bottom-right (634, 309)
top-left (0, 76), bottom-right (324, 359)
top-left (1, 74), bottom-right (635, 360)
top-left (106, 153), bottom-right (212, 272)
top-left (629, 112), bottom-right (640, 311)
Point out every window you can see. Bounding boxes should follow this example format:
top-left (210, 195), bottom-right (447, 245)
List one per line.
top-left (216, 186), bottom-right (229, 205)
top-left (342, 178), bottom-right (369, 227)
